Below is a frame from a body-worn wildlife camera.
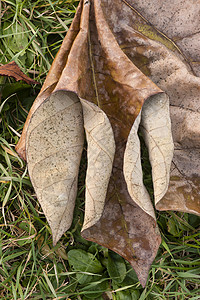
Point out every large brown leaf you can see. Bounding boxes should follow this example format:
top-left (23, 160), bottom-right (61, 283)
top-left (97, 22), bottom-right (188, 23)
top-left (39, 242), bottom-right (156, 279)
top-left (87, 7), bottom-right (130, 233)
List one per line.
top-left (16, 0), bottom-right (199, 286)
top-left (17, 0), bottom-right (165, 286)
top-left (113, 0), bottom-right (200, 215)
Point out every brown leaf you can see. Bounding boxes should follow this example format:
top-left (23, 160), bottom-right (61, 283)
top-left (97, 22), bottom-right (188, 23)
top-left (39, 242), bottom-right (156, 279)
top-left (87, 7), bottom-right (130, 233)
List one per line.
top-left (18, 0), bottom-right (163, 286)
top-left (80, 99), bottom-right (116, 231)
top-left (26, 91), bottom-right (84, 245)
top-left (15, 1), bottom-right (83, 160)
top-left (0, 61), bottom-right (39, 85)
top-left (17, 0), bottom-right (200, 286)
top-left (116, 0), bottom-right (200, 215)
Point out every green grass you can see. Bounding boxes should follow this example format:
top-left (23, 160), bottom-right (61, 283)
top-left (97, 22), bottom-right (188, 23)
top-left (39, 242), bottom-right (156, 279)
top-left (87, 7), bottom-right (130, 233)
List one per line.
top-left (0, 0), bottom-right (200, 299)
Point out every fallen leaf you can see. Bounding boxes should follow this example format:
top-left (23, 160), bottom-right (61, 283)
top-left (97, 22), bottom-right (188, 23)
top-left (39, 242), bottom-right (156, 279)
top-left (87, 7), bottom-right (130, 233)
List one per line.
top-left (124, 92), bottom-right (174, 220)
top-left (26, 91), bottom-right (84, 245)
top-left (22, 0), bottom-right (163, 286)
top-left (126, 0), bottom-right (200, 76)
top-left (0, 61), bottom-right (39, 85)
top-left (15, 1), bottom-right (83, 160)
top-left (15, 0), bottom-right (200, 287)
top-left (116, 0), bottom-right (200, 215)
top-left (140, 94), bottom-right (174, 207)
top-left (80, 99), bottom-right (115, 231)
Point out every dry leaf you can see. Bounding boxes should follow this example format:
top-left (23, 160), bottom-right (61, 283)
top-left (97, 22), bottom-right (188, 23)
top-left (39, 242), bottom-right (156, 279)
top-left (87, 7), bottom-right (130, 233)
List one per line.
top-left (116, 0), bottom-right (200, 215)
top-left (20, 0), bottom-right (163, 286)
top-left (124, 92), bottom-right (174, 219)
top-left (140, 94), bottom-right (174, 206)
top-left (0, 61), bottom-right (39, 85)
top-left (26, 91), bottom-right (84, 244)
top-left (123, 110), bottom-right (156, 219)
top-left (80, 99), bottom-right (115, 231)
top-left (16, 0), bottom-right (200, 287)
top-left (15, 2), bottom-right (83, 160)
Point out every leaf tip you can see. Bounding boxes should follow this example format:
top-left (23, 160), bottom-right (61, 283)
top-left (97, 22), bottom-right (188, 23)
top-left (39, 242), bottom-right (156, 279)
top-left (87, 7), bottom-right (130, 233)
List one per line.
top-left (52, 231), bottom-right (61, 247)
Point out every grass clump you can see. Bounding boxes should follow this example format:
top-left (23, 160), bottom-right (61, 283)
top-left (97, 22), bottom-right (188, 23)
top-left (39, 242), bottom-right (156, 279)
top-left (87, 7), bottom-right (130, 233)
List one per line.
top-left (0, 0), bottom-right (200, 299)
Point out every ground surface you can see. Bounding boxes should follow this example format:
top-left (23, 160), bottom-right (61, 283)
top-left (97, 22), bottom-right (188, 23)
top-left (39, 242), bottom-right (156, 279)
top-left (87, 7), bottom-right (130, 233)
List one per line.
top-left (0, 1), bottom-right (200, 299)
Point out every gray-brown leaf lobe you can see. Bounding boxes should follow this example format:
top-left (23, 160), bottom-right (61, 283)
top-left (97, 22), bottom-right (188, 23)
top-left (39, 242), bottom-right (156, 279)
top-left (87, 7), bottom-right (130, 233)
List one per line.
top-left (80, 99), bottom-right (115, 231)
top-left (26, 91), bottom-right (84, 245)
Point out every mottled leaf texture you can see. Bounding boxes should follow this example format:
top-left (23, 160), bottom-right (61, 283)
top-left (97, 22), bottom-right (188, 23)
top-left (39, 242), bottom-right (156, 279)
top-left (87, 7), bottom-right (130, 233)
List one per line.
top-left (140, 94), bottom-right (174, 206)
top-left (0, 61), bottom-right (39, 85)
top-left (124, 92), bottom-right (174, 219)
top-left (16, 0), bottom-right (200, 287)
top-left (26, 91), bottom-right (84, 245)
top-left (117, 0), bottom-right (200, 215)
top-left (124, 110), bottom-right (156, 220)
top-left (80, 99), bottom-right (116, 231)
